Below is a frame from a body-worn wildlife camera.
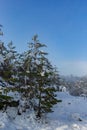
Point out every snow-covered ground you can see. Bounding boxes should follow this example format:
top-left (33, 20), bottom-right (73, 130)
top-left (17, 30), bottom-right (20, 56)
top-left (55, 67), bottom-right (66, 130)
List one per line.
top-left (0, 91), bottom-right (87, 130)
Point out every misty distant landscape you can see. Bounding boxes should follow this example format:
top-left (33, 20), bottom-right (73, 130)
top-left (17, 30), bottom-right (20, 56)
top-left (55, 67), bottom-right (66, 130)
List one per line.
top-left (60, 75), bottom-right (87, 96)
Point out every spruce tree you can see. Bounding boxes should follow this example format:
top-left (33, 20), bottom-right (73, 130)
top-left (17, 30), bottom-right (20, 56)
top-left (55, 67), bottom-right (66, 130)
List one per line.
top-left (0, 41), bottom-right (18, 86)
top-left (0, 26), bottom-right (10, 109)
top-left (0, 26), bottom-right (19, 110)
top-left (0, 25), bottom-right (7, 83)
top-left (22, 35), bottom-right (60, 118)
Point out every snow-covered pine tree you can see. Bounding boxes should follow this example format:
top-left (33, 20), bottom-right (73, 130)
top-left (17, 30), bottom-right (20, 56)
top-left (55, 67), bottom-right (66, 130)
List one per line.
top-left (0, 25), bottom-right (12, 110)
top-left (21, 35), bottom-right (60, 118)
top-left (0, 25), bottom-right (7, 84)
top-left (0, 41), bottom-right (18, 86)
top-left (0, 27), bottom-right (19, 110)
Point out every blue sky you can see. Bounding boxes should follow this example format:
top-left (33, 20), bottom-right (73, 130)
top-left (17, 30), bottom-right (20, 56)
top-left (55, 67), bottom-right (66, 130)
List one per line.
top-left (0, 0), bottom-right (87, 76)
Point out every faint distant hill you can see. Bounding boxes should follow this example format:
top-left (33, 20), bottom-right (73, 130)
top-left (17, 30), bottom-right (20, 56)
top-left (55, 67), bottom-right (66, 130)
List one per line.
top-left (60, 75), bottom-right (87, 96)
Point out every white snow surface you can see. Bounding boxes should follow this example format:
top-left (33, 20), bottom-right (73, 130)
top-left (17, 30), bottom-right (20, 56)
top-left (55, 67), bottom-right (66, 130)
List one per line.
top-left (0, 92), bottom-right (87, 130)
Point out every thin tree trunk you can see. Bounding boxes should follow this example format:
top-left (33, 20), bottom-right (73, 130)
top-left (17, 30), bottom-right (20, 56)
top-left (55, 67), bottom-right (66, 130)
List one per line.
top-left (37, 90), bottom-right (41, 118)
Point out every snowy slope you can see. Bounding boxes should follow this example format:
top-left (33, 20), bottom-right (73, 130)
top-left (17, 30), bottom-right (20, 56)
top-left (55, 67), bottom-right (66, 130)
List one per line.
top-left (48, 92), bottom-right (87, 130)
top-left (0, 92), bottom-right (87, 130)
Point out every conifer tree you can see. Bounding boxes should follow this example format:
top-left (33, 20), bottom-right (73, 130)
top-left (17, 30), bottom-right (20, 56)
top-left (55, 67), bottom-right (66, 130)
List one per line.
top-left (22, 35), bottom-right (60, 118)
top-left (0, 26), bottom-right (19, 110)
top-left (0, 41), bottom-right (18, 86)
top-left (0, 25), bottom-right (7, 83)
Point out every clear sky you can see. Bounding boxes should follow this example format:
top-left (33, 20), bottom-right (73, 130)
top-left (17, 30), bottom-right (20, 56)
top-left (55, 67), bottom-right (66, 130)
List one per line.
top-left (0, 0), bottom-right (87, 76)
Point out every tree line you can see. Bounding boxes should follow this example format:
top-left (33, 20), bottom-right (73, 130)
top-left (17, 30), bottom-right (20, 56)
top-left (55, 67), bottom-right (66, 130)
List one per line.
top-left (0, 25), bottom-right (60, 118)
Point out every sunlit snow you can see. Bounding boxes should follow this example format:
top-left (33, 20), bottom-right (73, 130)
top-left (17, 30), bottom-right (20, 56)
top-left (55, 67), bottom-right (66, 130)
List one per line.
top-left (0, 92), bottom-right (87, 130)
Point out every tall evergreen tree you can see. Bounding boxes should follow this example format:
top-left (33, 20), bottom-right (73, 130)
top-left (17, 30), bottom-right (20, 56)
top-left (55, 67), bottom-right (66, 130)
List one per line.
top-left (0, 25), bottom-right (7, 82)
top-left (0, 26), bottom-right (17, 110)
top-left (21, 35), bottom-right (60, 118)
top-left (0, 41), bottom-right (18, 86)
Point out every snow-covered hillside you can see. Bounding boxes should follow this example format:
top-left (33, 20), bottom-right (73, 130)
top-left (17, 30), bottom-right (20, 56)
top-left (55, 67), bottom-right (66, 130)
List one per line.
top-left (0, 91), bottom-right (87, 130)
